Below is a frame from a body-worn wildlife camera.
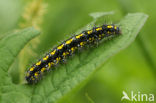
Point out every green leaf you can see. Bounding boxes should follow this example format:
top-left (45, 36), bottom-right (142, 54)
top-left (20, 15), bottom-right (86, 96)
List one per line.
top-left (0, 13), bottom-right (148, 103)
top-left (0, 27), bottom-right (40, 103)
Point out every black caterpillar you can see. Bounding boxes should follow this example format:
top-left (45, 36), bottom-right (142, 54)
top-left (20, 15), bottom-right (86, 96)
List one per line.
top-left (25, 24), bottom-right (121, 84)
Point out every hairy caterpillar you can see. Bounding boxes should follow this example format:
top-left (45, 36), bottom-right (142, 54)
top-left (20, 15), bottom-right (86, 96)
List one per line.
top-left (25, 24), bottom-right (121, 84)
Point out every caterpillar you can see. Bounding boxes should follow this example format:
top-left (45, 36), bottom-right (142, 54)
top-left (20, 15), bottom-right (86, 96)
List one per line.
top-left (25, 24), bottom-right (121, 84)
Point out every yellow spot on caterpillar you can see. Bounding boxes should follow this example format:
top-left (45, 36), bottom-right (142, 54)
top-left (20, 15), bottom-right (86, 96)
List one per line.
top-left (56, 57), bottom-right (61, 64)
top-left (41, 67), bottom-right (46, 72)
top-left (63, 52), bottom-right (66, 56)
top-left (51, 50), bottom-right (56, 55)
top-left (80, 42), bottom-right (84, 46)
top-left (48, 62), bottom-right (51, 68)
top-left (96, 27), bottom-right (102, 31)
top-left (30, 67), bottom-right (34, 71)
top-left (89, 38), bottom-right (92, 41)
top-left (76, 35), bottom-right (80, 39)
top-left (87, 30), bottom-right (93, 34)
top-left (114, 26), bottom-right (117, 30)
top-left (66, 52), bottom-right (69, 55)
top-left (80, 34), bottom-right (83, 36)
top-left (43, 55), bottom-right (49, 61)
top-left (51, 62), bottom-right (54, 65)
top-left (66, 39), bottom-right (73, 45)
top-left (34, 72), bottom-right (38, 76)
top-left (76, 34), bottom-right (83, 39)
top-left (57, 44), bottom-right (64, 50)
top-left (107, 25), bottom-right (113, 28)
top-left (56, 57), bottom-right (61, 62)
top-left (36, 61), bottom-right (41, 66)
top-left (71, 47), bottom-right (75, 52)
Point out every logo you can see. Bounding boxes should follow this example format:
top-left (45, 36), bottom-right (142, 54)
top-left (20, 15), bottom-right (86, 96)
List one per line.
top-left (121, 91), bottom-right (154, 102)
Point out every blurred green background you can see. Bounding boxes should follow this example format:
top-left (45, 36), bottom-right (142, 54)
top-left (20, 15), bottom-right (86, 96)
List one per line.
top-left (0, 0), bottom-right (155, 103)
